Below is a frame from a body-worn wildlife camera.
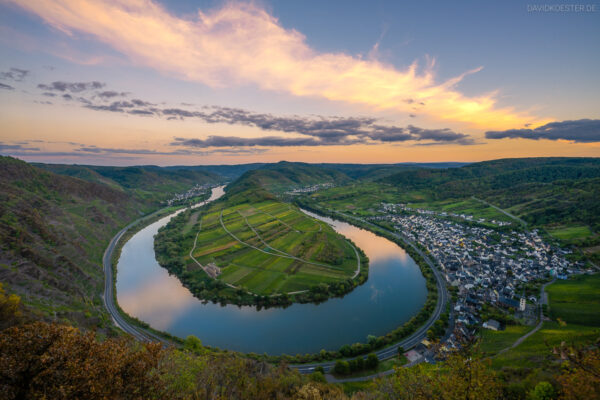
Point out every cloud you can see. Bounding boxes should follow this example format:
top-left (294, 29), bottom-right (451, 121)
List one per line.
top-left (37, 80), bottom-right (105, 92)
top-left (0, 142), bottom-right (40, 151)
top-left (72, 144), bottom-right (266, 156)
top-left (170, 121), bottom-right (474, 148)
top-left (172, 136), bottom-right (326, 147)
top-left (0, 83), bottom-right (14, 90)
top-left (1, 142), bottom-right (265, 158)
top-left (0, 67), bottom-right (29, 82)
top-left (40, 82), bottom-right (475, 146)
top-left (72, 87), bottom-right (474, 145)
top-left (406, 125), bottom-right (475, 144)
top-left (485, 119), bottom-right (600, 143)
top-left (8, 0), bottom-right (543, 129)
top-left (96, 90), bottom-right (127, 99)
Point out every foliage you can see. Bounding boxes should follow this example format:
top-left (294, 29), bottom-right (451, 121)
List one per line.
top-left (554, 342), bottom-right (600, 400)
top-left (0, 322), bottom-right (164, 400)
top-left (529, 381), bottom-right (557, 400)
top-left (365, 346), bottom-right (502, 400)
top-left (0, 283), bottom-right (24, 330)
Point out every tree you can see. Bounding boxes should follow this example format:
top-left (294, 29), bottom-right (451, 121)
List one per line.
top-left (529, 381), bottom-right (557, 400)
top-left (0, 283), bottom-right (24, 330)
top-left (183, 335), bottom-right (204, 354)
top-left (333, 360), bottom-right (351, 375)
top-left (0, 322), bottom-right (163, 400)
top-left (371, 343), bottom-right (502, 400)
top-left (366, 353), bottom-right (379, 369)
top-left (554, 343), bottom-right (600, 400)
top-left (309, 371), bottom-right (327, 383)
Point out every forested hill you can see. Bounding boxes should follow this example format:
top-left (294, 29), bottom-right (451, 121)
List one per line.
top-left (35, 163), bottom-right (223, 204)
top-left (224, 161), bottom-right (352, 201)
top-left (382, 157), bottom-right (600, 231)
top-left (0, 156), bottom-right (216, 331)
top-left (382, 158), bottom-right (600, 191)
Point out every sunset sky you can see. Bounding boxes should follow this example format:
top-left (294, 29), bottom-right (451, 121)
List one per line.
top-left (0, 0), bottom-right (598, 165)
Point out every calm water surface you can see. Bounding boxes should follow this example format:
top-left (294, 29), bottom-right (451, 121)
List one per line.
top-left (116, 187), bottom-right (427, 355)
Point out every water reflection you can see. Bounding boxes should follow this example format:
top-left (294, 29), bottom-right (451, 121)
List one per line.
top-left (116, 188), bottom-right (427, 355)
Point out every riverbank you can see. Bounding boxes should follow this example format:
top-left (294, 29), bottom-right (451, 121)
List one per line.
top-left (154, 196), bottom-right (370, 308)
top-left (109, 191), bottom-right (447, 370)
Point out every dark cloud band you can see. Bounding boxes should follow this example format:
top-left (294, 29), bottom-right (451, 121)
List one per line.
top-left (32, 80), bottom-right (475, 147)
top-left (485, 119), bottom-right (600, 143)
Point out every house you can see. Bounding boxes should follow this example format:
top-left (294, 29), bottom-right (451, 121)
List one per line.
top-left (483, 319), bottom-right (501, 331)
top-left (498, 296), bottom-right (519, 309)
top-left (519, 297), bottom-right (526, 311)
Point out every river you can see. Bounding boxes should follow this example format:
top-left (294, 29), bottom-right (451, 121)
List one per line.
top-left (116, 186), bottom-right (427, 355)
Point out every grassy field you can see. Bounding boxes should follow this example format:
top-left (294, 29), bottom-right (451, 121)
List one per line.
top-left (547, 225), bottom-right (593, 241)
top-left (546, 273), bottom-right (600, 326)
top-left (479, 325), bottom-right (534, 356)
top-left (187, 200), bottom-right (359, 296)
top-left (306, 182), bottom-right (514, 225)
top-left (484, 273), bottom-right (600, 370)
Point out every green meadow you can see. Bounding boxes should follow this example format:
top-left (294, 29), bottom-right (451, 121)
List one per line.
top-left (187, 200), bottom-right (360, 296)
top-left (547, 224), bottom-right (593, 241)
top-left (481, 273), bottom-right (600, 370)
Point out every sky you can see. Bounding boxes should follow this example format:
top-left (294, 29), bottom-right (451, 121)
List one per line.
top-left (0, 0), bottom-right (598, 166)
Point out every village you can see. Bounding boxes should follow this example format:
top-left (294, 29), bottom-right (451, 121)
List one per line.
top-left (165, 183), bottom-right (214, 206)
top-left (376, 202), bottom-right (583, 356)
top-left (285, 182), bottom-right (335, 195)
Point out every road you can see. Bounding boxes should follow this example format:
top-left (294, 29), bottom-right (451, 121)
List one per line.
top-left (102, 211), bottom-right (169, 343)
top-left (103, 199), bottom-right (449, 382)
top-left (471, 196), bottom-right (528, 228)
top-left (290, 209), bottom-right (450, 379)
top-left (103, 187), bottom-right (225, 343)
top-left (496, 279), bottom-right (555, 356)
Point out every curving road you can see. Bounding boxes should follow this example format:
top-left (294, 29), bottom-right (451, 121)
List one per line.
top-left (103, 187), bottom-right (225, 344)
top-left (471, 196), bottom-right (528, 228)
top-left (290, 209), bottom-right (450, 377)
top-left (103, 197), bottom-right (449, 381)
top-left (102, 212), bottom-right (169, 343)
top-left (495, 278), bottom-right (555, 356)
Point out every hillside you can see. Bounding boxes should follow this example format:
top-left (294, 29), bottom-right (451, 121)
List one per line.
top-left (164, 163), bottom-right (266, 180)
top-left (0, 157), bottom-right (217, 331)
top-left (36, 163), bottom-right (223, 204)
top-left (379, 157), bottom-right (600, 260)
top-left (225, 162), bottom-right (352, 199)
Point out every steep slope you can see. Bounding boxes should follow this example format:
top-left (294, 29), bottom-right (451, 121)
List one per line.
top-left (225, 161), bottom-right (352, 201)
top-left (381, 158), bottom-right (600, 228)
top-left (0, 157), bottom-right (175, 330)
top-left (164, 163), bottom-right (266, 180)
top-left (36, 163), bottom-right (223, 204)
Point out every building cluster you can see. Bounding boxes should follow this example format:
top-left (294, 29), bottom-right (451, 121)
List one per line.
top-left (166, 183), bottom-right (213, 206)
top-left (376, 202), bottom-right (582, 355)
top-left (381, 203), bottom-right (512, 226)
top-left (285, 182), bottom-right (334, 195)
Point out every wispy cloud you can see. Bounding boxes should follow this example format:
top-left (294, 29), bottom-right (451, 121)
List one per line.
top-left (0, 82), bottom-right (15, 90)
top-left (0, 142), bottom-right (40, 151)
top-left (0, 141), bottom-right (266, 158)
top-left (0, 67), bottom-right (29, 82)
top-left (32, 81), bottom-right (475, 146)
top-left (485, 119), bottom-right (600, 143)
top-left (170, 121), bottom-right (475, 148)
top-left (8, 0), bottom-right (544, 129)
top-left (37, 80), bottom-right (105, 92)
